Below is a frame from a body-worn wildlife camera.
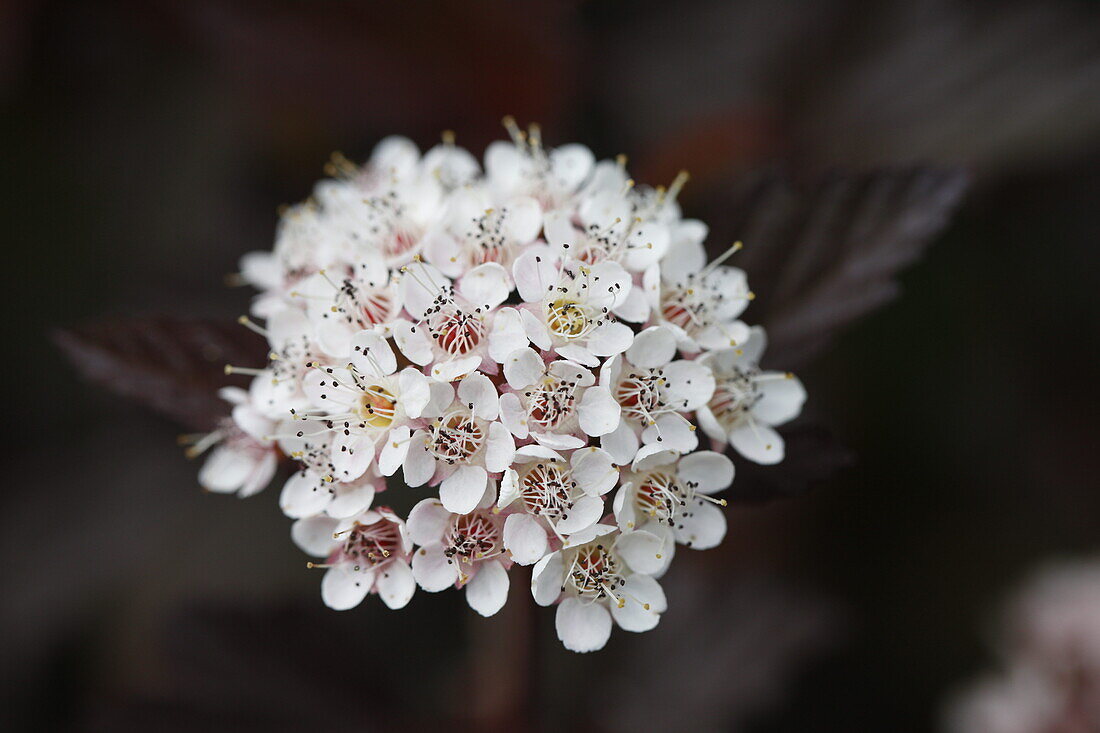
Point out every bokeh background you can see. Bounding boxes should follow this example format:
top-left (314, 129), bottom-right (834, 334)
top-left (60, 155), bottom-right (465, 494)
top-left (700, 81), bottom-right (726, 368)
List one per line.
top-left (4, 1), bottom-right (1100, 731)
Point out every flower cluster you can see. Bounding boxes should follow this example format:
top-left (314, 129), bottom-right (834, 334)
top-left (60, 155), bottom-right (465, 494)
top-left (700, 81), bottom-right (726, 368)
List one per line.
top-left (192, 121), bottom-right (807, 652)
top-left (946, 558), bottom-right (1100, 732)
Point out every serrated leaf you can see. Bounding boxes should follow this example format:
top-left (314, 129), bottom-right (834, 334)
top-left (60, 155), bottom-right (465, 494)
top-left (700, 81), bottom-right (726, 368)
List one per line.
top-left (54, 317), bottom-right (267, 431)
top-left (705, 168), bottom-right (968, 369)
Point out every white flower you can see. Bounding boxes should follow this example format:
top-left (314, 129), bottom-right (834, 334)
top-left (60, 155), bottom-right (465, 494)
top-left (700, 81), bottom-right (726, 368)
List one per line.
top-left (643, 243), bottom-right (753, 353)
top-left (394, 259), bottom-right (524, 380)
top-left (599, 326), bottom-right (715, 464)
top-left (195, 387), bottom-right (278, 498)
top-left (512, 248), bottom-right (635, 366)
top-left (297, 331), bottom-right (432, 482)
top-left (422, 186), bottom-right (542, 279)
top-left (497, 348), bottom-right (621, 449)
top-left (613, 449), bottom-right (733, 571)
top-left (484, 119), bottom-right (594, 210)
top-left (407, 498), bottom-right (511, 617)
top-left (497, 444), bottom-right (620, 565)
top-left (696, 327), bottom-right (806, 465)
top-left (531, 526), bottom-right (668, 652)
top-left (292, 507), bottom-right (415, 610)
top-left (401, 372), bottom-right (516, 514)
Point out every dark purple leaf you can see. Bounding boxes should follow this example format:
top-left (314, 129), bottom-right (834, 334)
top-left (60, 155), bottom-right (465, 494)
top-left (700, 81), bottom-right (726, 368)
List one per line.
top-left (703, 167), bottom-right (968, 369)
top-left (54, 317), bottom-right (267, 432)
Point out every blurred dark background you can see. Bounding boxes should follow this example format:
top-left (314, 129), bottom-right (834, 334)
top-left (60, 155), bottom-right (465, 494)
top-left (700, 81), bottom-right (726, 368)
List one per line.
top-left (3, 1), bottom-right (1099, 731)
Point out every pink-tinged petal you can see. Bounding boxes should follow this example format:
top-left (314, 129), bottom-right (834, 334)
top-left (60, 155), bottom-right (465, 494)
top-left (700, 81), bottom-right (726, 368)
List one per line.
top-left (378, 425), bottom-right (411, 476)
top-left (513, 247), bottom-right (558, 303)
top-left (485, 422), bottom-right (516, 473)
top-left (751, 373), bottom-right (806, 427)
top-left (678, 451), bottom-right (735, 494)
top-left (231, 403), bottom-right (273, 443)
top-left (350, 330), bottom-right (396, 377)
top-left (238, 452), bottom-right (277, 498)
top-left (326, 480), bottom-right (376, 519)
top-left (458, 372), bottom-right (499, 420)
top-left (291, 515), bottom-right (340, 557)
top-left (674, 500), bottom-right (727, 550)
top-left (279, 471), bottom-right (332, 518)
top-left (577, 385), bottom-right (621, 437)
top-left (375, 559), bottom-right (416, 610)
top-left (550, 144), bottom-right (594, 191)
top-left (402, 431), bottom-right (436, 487)
top-left (498, 468), bottom-right (521, 508)
top-left (503, 347), bottom-right (546, 389)
top-left (422, 381), bottom-right (455, 419)
top-left (561, 523), bottom-right (617, 549)
top-left (321, 566), bottom-right (374, 611)
top-left (556, 495), bottom-right (603, 535)
top-left (662, 360), bottom-right (716, 410)
top-left (586, 322), bottom-right (634, 357)
top-left (626, 326), bottom-right (677, 369)
top-left (570, 447), bottom-right (619, 496)
top-left (421, 229), bottom-right (464, 277)
top-left (729, 421), bottom-right (785, 465)
top-left (542, 210), bottom-right (576, 251)
top-left (406, 498), bottom-right (451, 546)
top-left (613, 483), bottom-right (638, 531)
top-left (397, 368), bottom-right (431, 418)
top-left (601, 420), bottom-right (639, 466)
top-left (412, 543), bottom-right (458, 592)
top-left (465, 560), bottom-right (510, 617)
top-left (503, 196), bottom-right (543, 243)
top-left (531, 432), bottom-right (586, 450)
top-left (498, 393), bottom-right (529, 439)
top-left (398, 261), bottom-right (449, 320)
top-left (556, 597), bottom-right (612, 653)
top-left (199, 446), bottom-right (254, 494)
top-left (641, 414), bottom-right (698, 454)
top-left (694, 405), bottom-right (726, 444)
top-left (504, 514), bottom-right (550, 565)
top-left (615, 530), bottom-right (666, 575)
top-left (430, 355), bottom-right (481, 382)
top-left (610, 575), bottom-right (666, 632)
top-left (555, 343), bottom-right (600, 367)
top-left (331, 432), bottom-right (374, 482)
top-left (459, 262), bottom-right (510, 310)
top-left (531, 552), bottom-right (564, 606)
top-left (439, 465), bottom-right (488, 514)
top-left (631, 444), bottom-right (678, 473)
top-left (613, 286), bottom-right (650, 323)
top-left (391, 319), bottom-right (434, 366)
top-left (519, 308), bottom-right (552, 350)
top-left (487, 307), bottom-right (529, 363)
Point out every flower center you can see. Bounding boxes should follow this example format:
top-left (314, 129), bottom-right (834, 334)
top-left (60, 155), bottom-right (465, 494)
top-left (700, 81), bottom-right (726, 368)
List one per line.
top-left (355, 385), bottom-right (397, 429)
top-left (335, 519), bottom-right (402, 569)
top-left (708, 369), bottom-right (759, 429)
top-left (443, 511), bottom-right (502, 563)
top-left (428, 412), bottom-right (485, 464)
top-left (615, 370), bottom-right (666, 424)
top-left (546, 299), bottom-right (589, 338)
top-left (635, 470), bottom-right (686, 525)
top-left (384, 229), bottom-right (419, 259)
top-left (425, 297), bottom-right (485, 357)
top-left (519, 461), bottom-right (574, 519)
top-left (524, 376), bottom-right (579, 432)
top-left (565, 542), bottom-right (625, 602)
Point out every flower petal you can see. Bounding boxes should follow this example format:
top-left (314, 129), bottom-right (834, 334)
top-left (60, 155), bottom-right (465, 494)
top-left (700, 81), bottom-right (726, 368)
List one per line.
top-left (439, 465), bottom-right (488, 514)
top-left (487, 307), bottom-right (530, 363)
top-left (279, 471), bottom-right (331, 518)
top-left (321, 566), bottom-right (374, 611)
top-left (556, 494), bottom-right (604, 535)
top-left (376, 559), bottom-right (416, 610)
top-left (615, 529), bottom-right (666, 575)
top-left (459, 262), bottom-right (510, 310)
top-left (391, 319), bottom-right (434, 366)
top-left (626, 326), bottom-right (677, 369)
top-left (458, 372), bottom-right (498, 420)
top-left (610, 574), bottom-right (666, 632)
top-left (570, 447), bottom-right (619, 496)
top-left (601, 420), bottom-right (639, 465)
top-left (465, 560), bottom-right (510, 617)
top-left (531, 552), bottom-right (564, 606)
top-left (291, 515), bottom-right (340, 557)
top-left (674, 500), bottom-right (727, 550)
top-left (504, 513), bottom-right (550, 565)
top-left (577, 385), bottom-right (621, 437)
top-left (411, 543), bottom-right (458, 592)
top-left (485, 421), bottom-right (516, 473)
top-left (751, 373), bottom-right (806, 426)
top-left (728, 420), bottom-right (785, 465)
top-left (406, 498), bottom-right (451, 546)
top-left (585, 322), bottom-right (634, 357)
top-left (556, 597), bottom-right (612, 653)
top-left (350, 330), bottom-right (396, 377)
top-left (678, 451), bottom-right (735, 494)
top-left (503, 347), bottom-right (546, 389)
top-left (402, 431), bottom-right (436, 487)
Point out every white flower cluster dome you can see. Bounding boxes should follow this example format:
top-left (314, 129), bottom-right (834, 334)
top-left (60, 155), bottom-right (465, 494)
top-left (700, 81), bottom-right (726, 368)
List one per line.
top-left (196, 121), bottom-right (807, 653)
